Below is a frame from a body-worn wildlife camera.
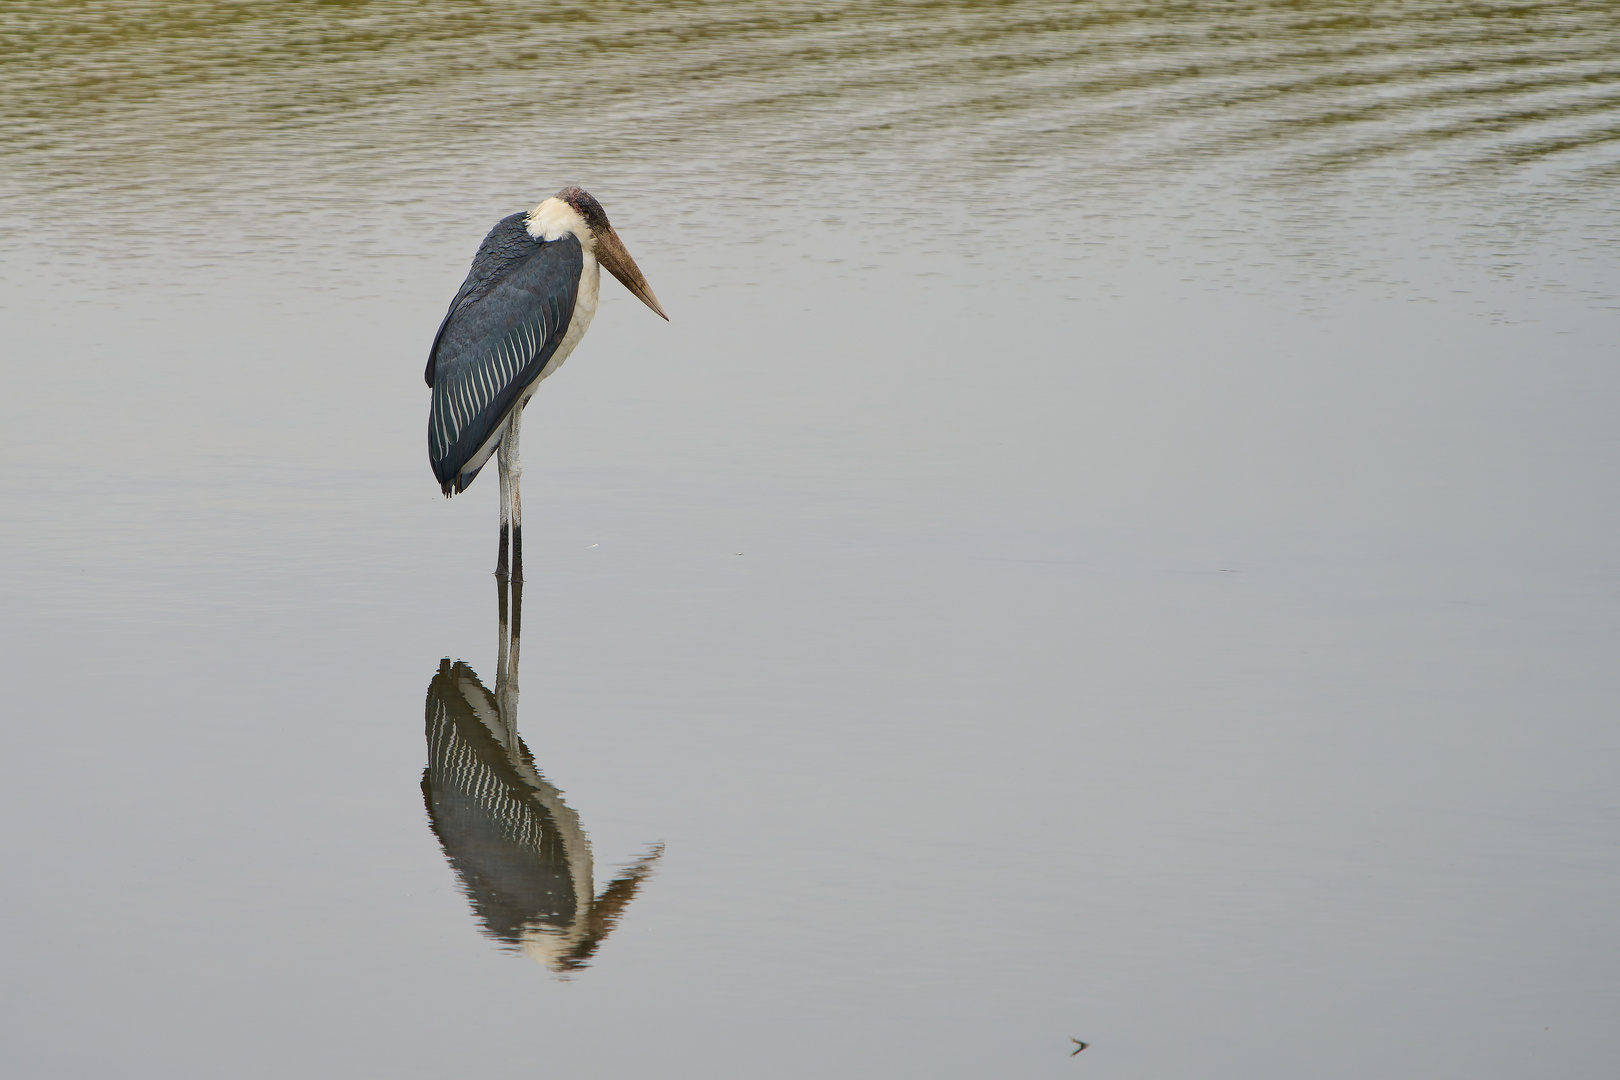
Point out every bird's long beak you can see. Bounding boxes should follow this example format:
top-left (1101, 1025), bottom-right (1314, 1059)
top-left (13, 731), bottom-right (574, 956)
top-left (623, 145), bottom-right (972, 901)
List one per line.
top-left (595, 228), bottom-right (668, 320)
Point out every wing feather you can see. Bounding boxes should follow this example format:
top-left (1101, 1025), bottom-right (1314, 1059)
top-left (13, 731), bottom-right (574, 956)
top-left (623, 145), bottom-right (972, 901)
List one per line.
top-left (426, 230), bottom-right (584, 494)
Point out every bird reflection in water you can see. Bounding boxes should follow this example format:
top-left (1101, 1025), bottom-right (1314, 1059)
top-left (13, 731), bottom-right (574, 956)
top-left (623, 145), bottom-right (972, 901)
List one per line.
top-left (422, 577), bottom-right (662, 973)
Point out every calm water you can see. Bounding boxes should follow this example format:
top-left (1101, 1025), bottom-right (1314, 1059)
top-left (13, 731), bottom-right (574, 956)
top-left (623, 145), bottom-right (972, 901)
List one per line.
top-left (3, 2), bottom-right (1618, 1077)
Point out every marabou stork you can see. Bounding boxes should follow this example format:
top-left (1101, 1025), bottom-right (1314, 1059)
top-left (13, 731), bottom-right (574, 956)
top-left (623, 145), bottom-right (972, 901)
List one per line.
top-left (426, 187), bottom-right (667, 579)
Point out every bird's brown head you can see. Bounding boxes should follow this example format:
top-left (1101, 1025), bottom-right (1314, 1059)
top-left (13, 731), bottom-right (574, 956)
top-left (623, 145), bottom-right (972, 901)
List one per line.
top-left (555, 186), bottom-right (668, 321)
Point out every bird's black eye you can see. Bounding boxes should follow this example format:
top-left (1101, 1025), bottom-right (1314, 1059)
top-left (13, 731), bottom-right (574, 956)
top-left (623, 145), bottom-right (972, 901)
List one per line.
top-left (566, 190), bottom-right (610, 234)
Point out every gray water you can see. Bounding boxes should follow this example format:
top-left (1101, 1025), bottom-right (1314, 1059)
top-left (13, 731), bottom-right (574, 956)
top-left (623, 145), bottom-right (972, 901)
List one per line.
top-left (2, 2), bottom-right (1618, 1077)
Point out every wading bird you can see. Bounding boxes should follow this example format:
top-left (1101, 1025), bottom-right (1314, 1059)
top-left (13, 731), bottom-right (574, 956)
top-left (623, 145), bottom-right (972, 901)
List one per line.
top-left (426, 187), bottom-right (667, 579)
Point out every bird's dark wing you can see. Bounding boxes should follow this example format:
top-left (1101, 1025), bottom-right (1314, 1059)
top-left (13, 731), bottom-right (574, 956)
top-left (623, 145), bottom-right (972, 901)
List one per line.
top-left (427, 222), bottom-right (583, 494)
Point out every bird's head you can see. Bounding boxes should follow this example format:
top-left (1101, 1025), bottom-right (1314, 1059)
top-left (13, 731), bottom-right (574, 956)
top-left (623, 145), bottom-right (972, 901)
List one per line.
top-left (529, 187), bottom-right (668, 321)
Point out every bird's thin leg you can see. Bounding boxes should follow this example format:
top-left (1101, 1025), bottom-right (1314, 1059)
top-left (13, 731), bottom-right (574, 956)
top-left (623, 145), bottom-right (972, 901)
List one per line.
top-left (506, 575), bottom-right (523, 727)
top-left (496, 421), bottom-right (513, 579)
top-left (495, 569), bottom-right (512, 733)
top-left (506, 403), bottom-right (525, 583)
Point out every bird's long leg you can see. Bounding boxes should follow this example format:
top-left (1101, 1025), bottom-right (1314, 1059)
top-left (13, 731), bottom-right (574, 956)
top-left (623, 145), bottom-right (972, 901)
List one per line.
top-left (496, 419), bottom-right (513, 579)
top-left (495, 570), bottom-right (520, 745)
top-left (495, 408), bottom-right (524, 733)
top-left (505, 403), bottom-right (525, 583)
top-left (506, 575), bottom-right (523, 729)
top-left (492, 569), bottom-right (511, 738)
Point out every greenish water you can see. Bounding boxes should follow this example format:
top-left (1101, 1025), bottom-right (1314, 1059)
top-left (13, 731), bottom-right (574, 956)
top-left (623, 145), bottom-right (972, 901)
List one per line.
top-left (2, 3), bottom-right (1617, 1077)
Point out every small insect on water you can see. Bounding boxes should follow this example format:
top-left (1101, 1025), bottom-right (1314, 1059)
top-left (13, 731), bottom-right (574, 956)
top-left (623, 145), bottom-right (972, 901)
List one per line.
top-left (1070, 1038), bottom-right (1089, 1056)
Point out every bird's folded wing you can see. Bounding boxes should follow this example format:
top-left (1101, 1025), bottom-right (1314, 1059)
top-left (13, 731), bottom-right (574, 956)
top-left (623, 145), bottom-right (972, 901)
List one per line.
top-left (428, 237), bottom-right (583, 489)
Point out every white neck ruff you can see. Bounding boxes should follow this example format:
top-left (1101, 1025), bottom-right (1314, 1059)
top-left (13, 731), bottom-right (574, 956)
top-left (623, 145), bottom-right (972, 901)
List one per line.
top-left (525, 197), bottom-right (593, 248)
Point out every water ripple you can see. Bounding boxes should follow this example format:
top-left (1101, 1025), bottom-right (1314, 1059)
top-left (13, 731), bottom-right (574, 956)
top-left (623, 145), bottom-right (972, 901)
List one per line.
top-left (2, 1), bottom-right (1617, 296)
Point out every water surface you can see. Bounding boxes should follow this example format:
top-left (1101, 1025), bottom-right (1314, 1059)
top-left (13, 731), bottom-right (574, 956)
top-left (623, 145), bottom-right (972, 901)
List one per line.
top-left (2, 3), bottom-right (1618, 1077)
